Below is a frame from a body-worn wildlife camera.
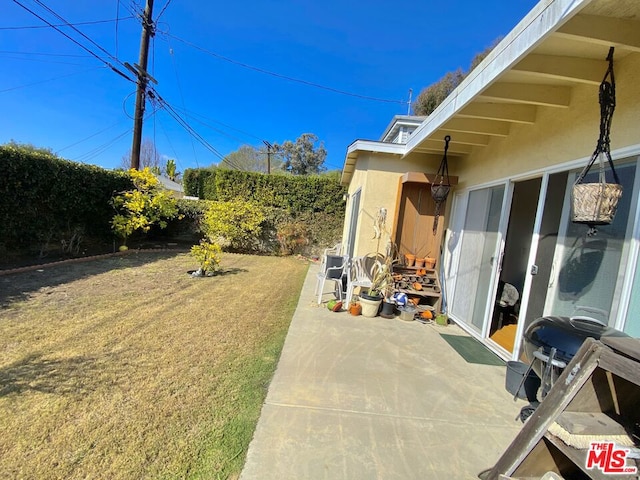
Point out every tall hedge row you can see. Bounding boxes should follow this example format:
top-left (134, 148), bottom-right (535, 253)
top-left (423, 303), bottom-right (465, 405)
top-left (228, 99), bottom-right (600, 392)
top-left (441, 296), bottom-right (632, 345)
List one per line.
top-left (0, 146), bottom-right (133, 255)
top-left (183, 168), bottom-right (346, 215)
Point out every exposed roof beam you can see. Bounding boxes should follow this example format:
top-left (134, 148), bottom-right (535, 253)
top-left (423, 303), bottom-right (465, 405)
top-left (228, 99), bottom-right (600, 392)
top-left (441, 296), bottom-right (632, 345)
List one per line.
top-left (441, 118), bottom-right (510, 137)
top-left (433, 131), bottom-right (490, 147)
top-left (457, 103), bottom-right (537, 124)
top-left (414, 141), bottom-right (473, 155)
top-left (555, 14), bottom-right (640, 53)
top-left (478, 83), bottom-right (571, 107)
top-left (512, 54), bottom-right (605, 85)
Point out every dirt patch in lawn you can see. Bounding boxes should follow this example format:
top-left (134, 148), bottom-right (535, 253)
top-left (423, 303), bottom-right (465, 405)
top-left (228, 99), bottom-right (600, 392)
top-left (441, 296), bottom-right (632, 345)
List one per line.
top-left (0, 252), bottom-right (308, 479)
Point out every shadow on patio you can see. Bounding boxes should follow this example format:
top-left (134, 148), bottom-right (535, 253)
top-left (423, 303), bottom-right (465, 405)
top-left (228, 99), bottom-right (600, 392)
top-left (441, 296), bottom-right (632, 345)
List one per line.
top-left (241, 263), bottom-right (526, 479)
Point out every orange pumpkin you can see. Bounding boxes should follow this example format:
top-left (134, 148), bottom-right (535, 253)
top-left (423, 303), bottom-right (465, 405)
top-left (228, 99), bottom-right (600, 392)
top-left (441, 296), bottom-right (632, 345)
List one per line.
top-left (421, 310), bottom-right (433, 319)
top-left (412, 282), bottom-right (423, 291)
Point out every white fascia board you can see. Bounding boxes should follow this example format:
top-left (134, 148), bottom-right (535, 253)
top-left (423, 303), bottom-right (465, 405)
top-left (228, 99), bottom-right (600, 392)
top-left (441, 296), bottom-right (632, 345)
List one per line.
top-left (346, 140), bottom-right (407, 157)
top-left (405, 0), bottom-right (593, 154)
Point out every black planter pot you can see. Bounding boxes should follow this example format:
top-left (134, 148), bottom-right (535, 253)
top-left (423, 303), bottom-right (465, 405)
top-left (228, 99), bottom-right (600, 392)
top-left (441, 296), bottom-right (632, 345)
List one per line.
top-left (360, 291), bottom-right (382, 301)
top-left (380, 300), bottom-right (396, 319)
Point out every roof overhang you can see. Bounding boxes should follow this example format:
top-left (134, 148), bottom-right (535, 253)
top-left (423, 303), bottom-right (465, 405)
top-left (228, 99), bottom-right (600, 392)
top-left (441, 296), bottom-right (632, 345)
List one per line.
top-left (341, 140), bottom-right (405, 186)
top-left (406, 0), bottom-right (640, 156)
top-left (341, 0), bottom-right (640, 184)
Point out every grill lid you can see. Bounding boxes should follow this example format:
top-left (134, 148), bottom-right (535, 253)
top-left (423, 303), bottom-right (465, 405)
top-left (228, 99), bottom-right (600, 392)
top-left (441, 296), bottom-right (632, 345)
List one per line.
top-left (524, 315), bottom-right (626, 364)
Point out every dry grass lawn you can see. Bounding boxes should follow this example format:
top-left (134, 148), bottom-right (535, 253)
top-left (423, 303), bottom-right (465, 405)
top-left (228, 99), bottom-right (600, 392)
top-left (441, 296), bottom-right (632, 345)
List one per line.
top-left (0, 252), bottom-right (308, 479)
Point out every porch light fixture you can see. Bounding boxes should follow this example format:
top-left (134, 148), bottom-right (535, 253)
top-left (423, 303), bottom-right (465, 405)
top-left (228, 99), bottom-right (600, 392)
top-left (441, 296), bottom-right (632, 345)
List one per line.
top-left (431, 135), bottom-right (451, 234)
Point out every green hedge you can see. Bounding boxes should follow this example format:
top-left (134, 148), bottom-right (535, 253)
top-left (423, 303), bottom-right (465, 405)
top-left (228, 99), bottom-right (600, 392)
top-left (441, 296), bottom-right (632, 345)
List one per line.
top-left (183, 169), bottom-right (346, 254)
top-left (183, 168), bottom-right (346, 215)
top-left (0, 145), bottom-right (132, 256)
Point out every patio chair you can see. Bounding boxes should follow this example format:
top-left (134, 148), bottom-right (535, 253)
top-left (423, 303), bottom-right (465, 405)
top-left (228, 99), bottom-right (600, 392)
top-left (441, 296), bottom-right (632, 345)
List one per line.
top-left (324, 242), bottom-right (342, 257)
top-left (345, 255), bottom-right (373, 305)
top-left (315, 254), bottom-right (348, 305)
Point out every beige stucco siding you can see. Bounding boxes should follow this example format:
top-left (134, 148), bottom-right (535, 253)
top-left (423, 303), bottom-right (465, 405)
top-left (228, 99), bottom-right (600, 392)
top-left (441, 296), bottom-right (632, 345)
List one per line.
top-left (343, 152), bottom-right (442, 256)
top-left (452, 53), bottom-right (640, 189)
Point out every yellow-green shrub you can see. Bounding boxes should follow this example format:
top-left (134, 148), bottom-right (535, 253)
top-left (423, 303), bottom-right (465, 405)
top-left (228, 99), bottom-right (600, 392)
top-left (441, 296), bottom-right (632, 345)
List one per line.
top-left (201, 199), bottom-right (265, 252)
top-left (111, 168), bottom-right (180, 246)
top-left (190, 240), bottom-right (222, 275)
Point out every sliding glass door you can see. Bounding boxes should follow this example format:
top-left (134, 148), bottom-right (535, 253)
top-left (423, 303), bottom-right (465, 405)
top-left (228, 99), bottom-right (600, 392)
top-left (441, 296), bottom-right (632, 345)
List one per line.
top-left (450, 185), bottom-right (505, 333)
top-left (545, 162), bottom-right (637, 324)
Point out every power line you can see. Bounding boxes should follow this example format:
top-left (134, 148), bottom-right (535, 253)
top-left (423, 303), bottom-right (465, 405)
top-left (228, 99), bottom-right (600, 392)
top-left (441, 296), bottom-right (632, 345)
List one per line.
top-left (162, 33), bottom-right (407, 105)
top-left (0, 16), bottom-right (133, 30)
top-left (168, 44), bottom-right (199, 165)
top-left (72, 128), bottom-right (132, 163)
top-left (32, 0), bottom-right (122, 66)
top-left (171, 105), bottom-right (264, 143)
top-left (10, 0), bottom-right (135, 83)
top-left (0, 50), bottom-right (92, 58)
top-left (0, 66), bottom-right (103, 94)
top-left (115, 0), bottom-right (120, 58)
top-left (0, 54), bottom-right (90, 66)
top-left (56, 120), bottom-right (126, 153)
top-left (155, 0), bottom-right (172, 21)
top-left (150, 89), bottom-right (230, 165)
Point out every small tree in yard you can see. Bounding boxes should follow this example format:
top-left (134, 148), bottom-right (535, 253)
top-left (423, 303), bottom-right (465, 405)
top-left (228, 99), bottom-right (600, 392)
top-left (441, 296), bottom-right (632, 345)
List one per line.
top-left (111, 168), bottom-right (180, 249)
top-left (190, 240), bottom-right (222, 276)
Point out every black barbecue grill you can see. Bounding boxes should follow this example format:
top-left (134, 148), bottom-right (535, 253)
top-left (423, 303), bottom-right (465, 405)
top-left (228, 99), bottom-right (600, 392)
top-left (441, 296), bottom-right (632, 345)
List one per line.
top-left (521, 312), bottom-right (628, 398)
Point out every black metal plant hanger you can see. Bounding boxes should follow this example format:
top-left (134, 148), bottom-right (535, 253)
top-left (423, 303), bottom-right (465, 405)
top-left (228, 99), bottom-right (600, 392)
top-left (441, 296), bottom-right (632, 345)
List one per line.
top-left (432, 135), bottom-right (451, 234)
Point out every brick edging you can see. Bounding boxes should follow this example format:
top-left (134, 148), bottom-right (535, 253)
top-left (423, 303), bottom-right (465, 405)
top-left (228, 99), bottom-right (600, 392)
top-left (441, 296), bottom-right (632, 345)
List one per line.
top-left (0, 248), bottom-right (189, 277)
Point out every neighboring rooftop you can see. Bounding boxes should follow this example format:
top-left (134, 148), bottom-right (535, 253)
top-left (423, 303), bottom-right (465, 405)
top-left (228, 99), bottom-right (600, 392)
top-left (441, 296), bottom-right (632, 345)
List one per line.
top-left (380, 115), bottom-right (426, 144)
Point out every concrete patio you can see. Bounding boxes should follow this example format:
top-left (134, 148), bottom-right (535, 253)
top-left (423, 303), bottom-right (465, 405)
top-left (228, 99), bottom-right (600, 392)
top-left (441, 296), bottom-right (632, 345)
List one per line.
top-left (240, 263), bottom-right (525, 479)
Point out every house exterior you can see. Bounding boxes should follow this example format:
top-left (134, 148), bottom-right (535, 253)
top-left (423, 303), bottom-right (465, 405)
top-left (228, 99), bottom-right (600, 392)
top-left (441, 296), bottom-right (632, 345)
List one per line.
top-left (155, 175), bottom-right (184, 198)
top-left (340, 0), bottom-right (640, 361)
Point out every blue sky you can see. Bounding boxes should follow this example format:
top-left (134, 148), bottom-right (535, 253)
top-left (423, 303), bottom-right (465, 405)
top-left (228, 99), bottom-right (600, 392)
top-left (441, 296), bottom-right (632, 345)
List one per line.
top-left (1, 0), bottom-right (537, 173)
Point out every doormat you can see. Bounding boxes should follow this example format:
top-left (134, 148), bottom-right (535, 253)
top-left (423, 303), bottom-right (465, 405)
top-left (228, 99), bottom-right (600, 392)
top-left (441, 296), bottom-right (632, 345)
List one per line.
top-left (440, 334), bottom-right (505, 366)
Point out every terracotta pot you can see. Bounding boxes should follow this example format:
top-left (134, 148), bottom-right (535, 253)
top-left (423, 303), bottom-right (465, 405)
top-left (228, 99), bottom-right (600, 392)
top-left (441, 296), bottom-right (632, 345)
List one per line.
top-left (425, 257), bottom-right (436, 269)
top-left (405, 253), bottom-right (416, 267)
top-left (414, 258), bottom-right (425, 268)
top-left (349, 303), bottom-right (362, 316)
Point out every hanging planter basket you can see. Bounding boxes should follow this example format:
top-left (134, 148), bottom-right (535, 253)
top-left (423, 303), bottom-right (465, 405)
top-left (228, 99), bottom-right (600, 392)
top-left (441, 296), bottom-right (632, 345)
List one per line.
top-left (572, 47), bottom-right (623, 229)
top-left (431, 135), bottom-right (452, 234)
top-left (572, 168), bottom-right (623, 225)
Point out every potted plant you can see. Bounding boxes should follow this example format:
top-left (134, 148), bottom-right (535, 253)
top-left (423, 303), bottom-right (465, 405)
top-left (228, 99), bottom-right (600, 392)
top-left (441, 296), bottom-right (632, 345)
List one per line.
top-left (349, 300), bottom-right (362, 316)
top-left (361, 243), bottom-right (399, 317)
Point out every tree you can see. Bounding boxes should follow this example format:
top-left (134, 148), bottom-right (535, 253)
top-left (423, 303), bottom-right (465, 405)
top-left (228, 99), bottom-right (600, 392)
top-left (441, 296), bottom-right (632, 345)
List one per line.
top-left (413, 69), bottom-right (465, 116)
top-left (165, 158), bottom-right (179, 181)
top-left (110, 168), bottom-right (180, 247)
top-left (120, 138), bottom-right (161, 170)
top-left (413, 39), bottom-right (501, 116)
top-left (220, 145), bottom-right (261, 172)
top-left (274, 133), bottom-right (327, 175)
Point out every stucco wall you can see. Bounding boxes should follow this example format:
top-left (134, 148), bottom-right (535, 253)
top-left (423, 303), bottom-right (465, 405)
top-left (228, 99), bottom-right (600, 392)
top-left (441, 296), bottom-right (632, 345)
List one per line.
top-left (343, 152), bottom-right (442, 257)
top-left (452, 52), bottom-right (640, 189)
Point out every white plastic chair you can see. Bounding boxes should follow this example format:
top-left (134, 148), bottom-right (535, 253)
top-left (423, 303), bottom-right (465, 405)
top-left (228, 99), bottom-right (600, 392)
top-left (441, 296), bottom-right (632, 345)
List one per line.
top-left (315, 254), bottom-right (348, 304)
top-left (324, 242), bottom-right (342, 257)
top-left (345, 256), bottom-right (373, 305)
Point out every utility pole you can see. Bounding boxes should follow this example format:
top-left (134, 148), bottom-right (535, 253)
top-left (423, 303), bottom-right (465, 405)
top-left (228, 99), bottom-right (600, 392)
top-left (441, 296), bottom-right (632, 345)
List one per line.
top-left (130, 0), bottom-right (155, 170)
top-left (263, 140), bottom-right (272, 174)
